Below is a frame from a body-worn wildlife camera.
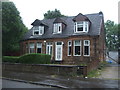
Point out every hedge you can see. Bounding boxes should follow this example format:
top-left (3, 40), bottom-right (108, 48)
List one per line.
top-left (2, 56), bottom-right (19, 63)
top-left (3, 53), bottom-right (51, 64)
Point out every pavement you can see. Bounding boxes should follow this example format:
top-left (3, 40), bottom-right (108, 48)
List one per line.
top-left (2, 70), bottom-right (119, 88)
top-left (2, 79), bottom-right (54, 88)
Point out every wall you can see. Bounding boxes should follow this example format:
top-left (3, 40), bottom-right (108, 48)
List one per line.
top-left (20, 35), bottom-right (100, 65)
top-left (2, 63), bottom-right (87, 77)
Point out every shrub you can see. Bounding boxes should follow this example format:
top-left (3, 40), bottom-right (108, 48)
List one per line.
top-left (2, 56), bottom-right (19, 63)
top-left (3, 53), bottom-right (51, 64)
top-left (18, 53), bottom-right (51, 64)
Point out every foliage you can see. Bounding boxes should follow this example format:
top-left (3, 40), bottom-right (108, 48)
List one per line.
top-left (3, 53), bottom-right (51, 64)
top-left (2, 2), bottom-right (28, 55)
top-left (2, 56), bottom-right (19, 63)
top-left (105, 20), bottom-right (118, 51)
top-left (44, 9), bottom-right (66, 19)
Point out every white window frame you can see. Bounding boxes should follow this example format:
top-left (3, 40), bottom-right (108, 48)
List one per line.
top-left (55, 42), bottom-right (63, 61)
top-left (53, 23), bottom-right (62, 34)
top-left (33, 26), bottom-right (44, 35)
top-left (73, 40), bottom-right (81, 56)
top-left (36, 42), bottom-right (42, 53)
top-left (74, 21), bottom-right (89, 33)
top-left (68, 41), bottom-right (72, 56)
top-left (46, 42), bottom-right (53, 57)
top-left (29, 43), bottom-right (35, 53)
top-left (83, 40), bottom-right (90, 56)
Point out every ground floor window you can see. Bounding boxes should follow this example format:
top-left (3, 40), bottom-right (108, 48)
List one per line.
top-left (74, 40), bottom-right (81, 56)
top-left (25, 43), bottom-right (29, 53)
top-left (68, 41), bottom-right (72, 56)
top-left (84, 40), bottom-right (90, 56)
top-left (37, 42), bottom-right (42, 53)
top-left (29, 43), bottom-right (34, 53)
top-left (46, 42), bottom-right (53, 56)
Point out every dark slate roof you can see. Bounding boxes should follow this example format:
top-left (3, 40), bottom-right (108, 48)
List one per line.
top-left (22, 12), bottom-right (104, 41)
top-left (53, 17), bottom-right (67, 25)
top-left (73, 13), bottom-right (90, 22)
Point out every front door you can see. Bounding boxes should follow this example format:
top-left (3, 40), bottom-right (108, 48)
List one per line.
top-left (55, 42), bottom-right (63, 61)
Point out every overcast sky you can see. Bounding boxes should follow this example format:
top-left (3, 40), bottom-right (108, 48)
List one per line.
top-left (10, 0), bottom-right (119, 29)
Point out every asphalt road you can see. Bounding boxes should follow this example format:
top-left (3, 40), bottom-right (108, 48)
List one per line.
top-left (2, 79), bottom-right (53, 88)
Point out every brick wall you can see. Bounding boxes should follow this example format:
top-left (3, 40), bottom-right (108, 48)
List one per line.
top-left (2, 63), bottom-right (87, 77)
top-left (20, 35), bottom-right (101, 65)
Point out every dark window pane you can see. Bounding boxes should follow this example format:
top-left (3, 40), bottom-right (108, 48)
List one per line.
top-left (77, 27), bottom-right (83, 31)
top-left (84, 46), bottom-right (89, 55)
top-left (68, 47), bottom-right (71, 55)
top-left (34, 31), bottom-right (39, 35)
top-left (37, 48), bottom-right (41, 53)
top-left (75, 46), bottom-right (80, 55)
top-left (30, 48), bottom-right (34, 53)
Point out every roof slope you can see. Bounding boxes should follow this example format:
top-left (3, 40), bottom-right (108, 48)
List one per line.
top-left (22, 12), bottom-right (104, 40)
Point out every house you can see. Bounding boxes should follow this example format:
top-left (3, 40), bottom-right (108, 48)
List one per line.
top-left (20, 11), bottom-right (106, 65)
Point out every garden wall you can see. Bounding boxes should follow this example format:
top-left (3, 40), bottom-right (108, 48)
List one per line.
top-left (2, 63), bottom-right (87, 77)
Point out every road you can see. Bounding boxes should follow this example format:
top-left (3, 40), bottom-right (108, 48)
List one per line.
top-left (2, 79), bottom-right (53, 88)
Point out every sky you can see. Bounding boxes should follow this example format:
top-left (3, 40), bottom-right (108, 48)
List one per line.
top-left (10, 0), bottom-right (119, 29)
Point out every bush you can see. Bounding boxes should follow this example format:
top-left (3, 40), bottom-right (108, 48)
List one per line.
top-left (2, 56), bottom-right (19, 63)
top-left (3, 53), bottom-right (51, 64)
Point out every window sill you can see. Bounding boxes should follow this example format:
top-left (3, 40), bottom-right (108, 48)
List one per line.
top-left (74, 31), bottom-right (88, 33)
top-left (83, 55), bottom-right (90, 56)
top-left (73, 55), bottom-right (81, 56)
top-left (53, 32), bottom-right (62, 34)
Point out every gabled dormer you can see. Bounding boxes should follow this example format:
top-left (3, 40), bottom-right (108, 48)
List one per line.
top-left (31, 19), bottom-right (48, 35)
top-left (53, 18), bottom-right (66, 34)
top-left (73, 13), bottom-right (91, 33)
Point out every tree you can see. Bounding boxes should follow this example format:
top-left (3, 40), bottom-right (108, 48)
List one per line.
top-left (44, 9), bottom-right (65, 19)
top-left (105, 20), bottom-right (118, 51)
top-left (2, 2), bottom-right (28, 56)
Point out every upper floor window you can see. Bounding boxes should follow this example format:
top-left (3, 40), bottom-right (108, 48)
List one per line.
top-left (53, 23), bottom-right (62, 34)
top-left (74, 21), bottom-right (89, 33)
top-left (33, 26), bottom-right (44, 35)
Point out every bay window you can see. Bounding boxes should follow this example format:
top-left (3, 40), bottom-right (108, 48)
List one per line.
top-left (84, 40), bottom-right (90, 56)
top-left (74, 40), bottom-right (81, 56)
top-left (36, 42), bottom-right (42, 53)
top-left (29, 43), bottom-right (34, 53)
top-left (68, 41), bottom-right (72, 56)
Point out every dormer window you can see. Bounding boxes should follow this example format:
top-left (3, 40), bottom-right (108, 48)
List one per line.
top-left (53, 23), bottom-right (62, 34)
top-left (33, 26), bottom-right (44, 35)
top-left (74, 21), bottom-right (89, 33)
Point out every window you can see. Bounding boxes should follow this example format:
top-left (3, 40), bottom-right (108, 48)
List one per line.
top-left (46, 42), bottom-right (53, 56)
top-left (84, 40), bottom-right (90, 56)
top-left (68, 41), bottom-right (72, 56)
top-left (33, 26), bottom-right (44, 35)
top-left (53, 23), bottom-right (62, 34)
top-left (29, 43), bottom-right (34, 53)
top-left (74, 21), bottom-right (89, 33)
top-left (25, 43), bottom-right (29, 53)
top-left (36, 43), bottom-right (42, 53)
top-left (74, 40), bottom-right (81, 56)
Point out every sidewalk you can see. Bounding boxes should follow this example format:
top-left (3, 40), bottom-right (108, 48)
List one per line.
top-left (97, 64), bottom-right (119, 80)
top-left (2, 70), bottom-right (119, 88)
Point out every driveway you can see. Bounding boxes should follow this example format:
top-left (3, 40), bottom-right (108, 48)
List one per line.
top-left (98, 51), bottom-right (119, 79)
top-left (98, 64), bottom-right (119, 79)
